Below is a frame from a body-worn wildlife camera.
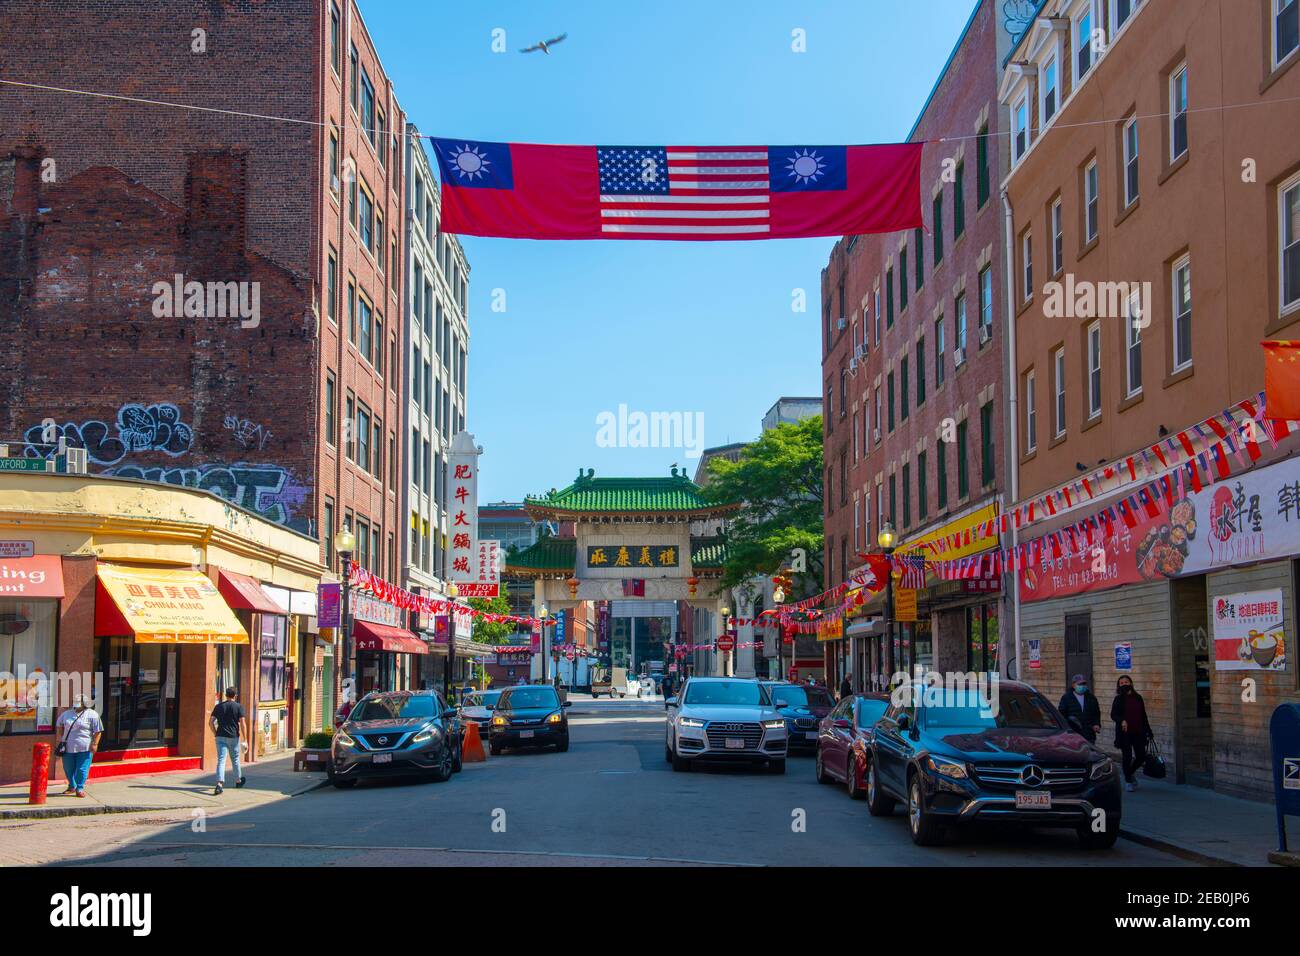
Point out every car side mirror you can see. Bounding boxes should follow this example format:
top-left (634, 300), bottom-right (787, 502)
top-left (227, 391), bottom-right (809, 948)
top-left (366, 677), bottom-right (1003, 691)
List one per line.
top-left (895, 713), bottom-right (911, 731)
top-left (833, 718), bottom-right (851, 729)
top-left (665, 696), bottom-right (678, 707)
top-left (442, 709), bottom-right (458, 719)
top-left (775, 702), bottom-right (788, 709)
top-left (562, 700), bottom-right (572, 707)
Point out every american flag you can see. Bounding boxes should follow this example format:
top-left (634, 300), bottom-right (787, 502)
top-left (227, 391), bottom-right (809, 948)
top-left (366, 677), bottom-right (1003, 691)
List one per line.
top-left (598, 146), bottom-right (771, 237)
top-left (897, 555), bottom-right (926, 589)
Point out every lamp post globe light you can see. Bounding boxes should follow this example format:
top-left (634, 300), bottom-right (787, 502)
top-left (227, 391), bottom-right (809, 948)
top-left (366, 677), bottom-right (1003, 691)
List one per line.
top-left (333, 527), bottom-right (357, 687)
top-left (877, 522), bottom-right (897, 686)
top-left (538, 604), bottom-right (549, 685)
top-left (719, 605), bottom-right (731, 677)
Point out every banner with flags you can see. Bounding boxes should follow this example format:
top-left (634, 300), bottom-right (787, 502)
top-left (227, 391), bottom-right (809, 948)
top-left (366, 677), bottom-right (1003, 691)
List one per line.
top-left (431, 139), bottom-right (923, 241)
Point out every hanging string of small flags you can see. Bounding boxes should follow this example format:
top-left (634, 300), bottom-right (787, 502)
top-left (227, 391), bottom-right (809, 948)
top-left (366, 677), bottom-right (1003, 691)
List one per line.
top-left (347, 564), bottom-right (554, 629)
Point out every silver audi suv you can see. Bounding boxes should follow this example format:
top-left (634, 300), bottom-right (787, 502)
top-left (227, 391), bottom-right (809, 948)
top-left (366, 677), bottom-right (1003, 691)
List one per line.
top-left (664, 677), bottom-right (789, 774)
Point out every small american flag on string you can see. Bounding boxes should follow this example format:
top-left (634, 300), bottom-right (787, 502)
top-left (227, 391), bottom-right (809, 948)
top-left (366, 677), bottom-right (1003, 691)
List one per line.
top-left (897, 555), bottom-right (926, 589)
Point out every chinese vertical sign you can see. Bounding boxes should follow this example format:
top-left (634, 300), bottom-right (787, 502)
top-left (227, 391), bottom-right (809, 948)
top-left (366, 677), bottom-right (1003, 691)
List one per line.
top-left (459, 539), bottom-right (500, 598)
top-left (447, 432), bottom-right (482, 593)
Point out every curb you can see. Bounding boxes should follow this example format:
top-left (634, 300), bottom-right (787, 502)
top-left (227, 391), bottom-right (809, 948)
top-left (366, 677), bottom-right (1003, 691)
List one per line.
top-left (0, 804), bottom-right (177, 821)
top-left (1119, 827), bottom-right (1243, 867)
top-left (1267, 850), bottom-right (1300, 867)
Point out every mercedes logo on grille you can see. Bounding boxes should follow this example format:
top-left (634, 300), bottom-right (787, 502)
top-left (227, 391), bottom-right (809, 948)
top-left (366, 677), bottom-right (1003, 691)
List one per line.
top-left (377, 736), bottom-right (389, 745)
top-left (1020, 764), bottom-right (1045, 787)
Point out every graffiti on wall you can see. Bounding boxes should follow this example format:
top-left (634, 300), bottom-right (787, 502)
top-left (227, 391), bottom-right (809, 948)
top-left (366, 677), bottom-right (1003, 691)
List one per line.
top-left (222, 414), bottom-right (273, 451)
top-left (106, 463), bottom-right (310, 531)
top-left (23, 403), bottom-right (194, 465)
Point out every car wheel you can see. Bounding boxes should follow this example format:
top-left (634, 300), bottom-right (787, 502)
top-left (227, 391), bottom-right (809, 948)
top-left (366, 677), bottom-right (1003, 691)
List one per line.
top-left (428, 744), bottom-right (454, 783)
top-left (329, 774), bottom-right (356, 790)
top-left (768, 758), bottom-right (786, 775)
top-left (907, 772), bottom-right (944, 846)
top-left (665, 742), bottom-right (674, 764)
top-left (1077, 818), bottom-right (1120, 850)
top-left (671, 749), bottom-right (691, 772)
top-left (555, 735), bottom-right (570, 753)
top-left (488, 740), bottom-right (503, 757)
top-left (865, 757), bottom-right (895, 816)
top-left (815, 747), bottom-right (832, 784)
top-left (846, 754), bottom-right (865, 800)
top-left (452, 738), bottom-right (463, 773)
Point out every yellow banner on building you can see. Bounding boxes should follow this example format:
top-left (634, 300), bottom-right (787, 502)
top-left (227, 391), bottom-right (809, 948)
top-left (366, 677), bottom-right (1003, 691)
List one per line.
top-left (816, 615), bottom-right (844, 642)
top-left (97, 564), bottom-right (249, 644)
top-left (899, 503), bottom-right (999, 562)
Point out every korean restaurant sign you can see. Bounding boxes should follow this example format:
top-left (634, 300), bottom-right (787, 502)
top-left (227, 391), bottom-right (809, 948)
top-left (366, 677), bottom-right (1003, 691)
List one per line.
top-left (447, 432), bottom-right (483, 591)
top-left (587, 545), bottom-right (679, 569)
top-left (458, 539), bottom-right (500, 598)
top-left (1022, 456), bottom-right (1300, 602)
top-left (1212, 589), bottom-right (1288, 672)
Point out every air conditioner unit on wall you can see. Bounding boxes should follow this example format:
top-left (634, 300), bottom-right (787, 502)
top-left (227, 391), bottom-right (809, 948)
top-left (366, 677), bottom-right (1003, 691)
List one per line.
top-left (837, 317), bottom-right (848, 331)
top-left (979, 323), bottom-right (991, 345)
top-left (954, 346), bottom-right (967, 367)
top-left (849, 356), bottom-right (858, 372)
top-left (64, 447), bottom-right (88, 474)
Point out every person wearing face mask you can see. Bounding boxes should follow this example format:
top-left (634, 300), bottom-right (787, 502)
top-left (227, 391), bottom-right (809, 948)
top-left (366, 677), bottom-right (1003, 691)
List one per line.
top-left (1110, 675), bottom-right (1152, 791)
top-left (1057, 673), bottom-right (1101, 743)
top-left (54, 694), bottom-right (103, 798)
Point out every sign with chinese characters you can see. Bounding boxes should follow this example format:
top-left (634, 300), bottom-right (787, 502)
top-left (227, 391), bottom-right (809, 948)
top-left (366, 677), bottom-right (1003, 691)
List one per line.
top-left (497, 646), bottom-right (532, 666)
top-left (351, 591), bottom-right (403, 629)
top-left (447, 432), bottom-right (482, 591)
top-left (1212, 588), bottom-right (1288, 672)
top-left (1022, 456), bottom-right (1300, 602)
top-left (458, 539), bottom-right (500, 598)
top-left (586, 545), bottom-right (679, 569)
top-left (317, 583), bottom-right (340, 628)
top-left (0, 541), bottom-right (34, 558)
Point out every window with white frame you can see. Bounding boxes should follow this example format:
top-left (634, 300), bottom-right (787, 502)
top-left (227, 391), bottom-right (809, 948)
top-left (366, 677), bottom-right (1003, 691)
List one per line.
top-left (1124, 291), bottom-right (1143, 397)
top-left (1122, 117), bottom-right (1139, 207)
top-left (1013, 95), bottom-right (1029, 163)
top-left (1075, 3), bottom-right (1097, 83)
top-left (1025, 369), bottom-right (1037, 452)
top-left (1276, 0), bottom-right (1299, 68)
top-left (1051, 198), bottom-right (1064, 275)
top-left (1282, 173), bottom-right (1300, 315)
top-left (874, 387), bottom-right (882, 441)
top-left (935, 315), bottom-right (946, 387)
top-left (1084, 159), bottom-right (1100, 242)
top-left (873, 288), bottom-right (882, 342)
top-left (1041, 55), bottom-right (1059, 127)
top-left (956, 293), bottom-right (968, 354)
top-left (853, 411), bottom-right (859, 461)
top-left (1054, 347), bottom-right (1067, 436)
top-left (864, 492), bottom-right (872, 546)
top-left (1022, 231), bottom-right (1033, 303)
top-left (980, 265), bottom-right (993, 335)
top-left (1113, 0), bottom-right (1136, 35)
top-left (1172, 255), bottom-right (1193, 370)
top-left (1087, 321), bottom-right (1102, 418)
top-left (854, 496), bottom-right (861, 550)
top-left (1170, 64), bottom-right (1188, 162)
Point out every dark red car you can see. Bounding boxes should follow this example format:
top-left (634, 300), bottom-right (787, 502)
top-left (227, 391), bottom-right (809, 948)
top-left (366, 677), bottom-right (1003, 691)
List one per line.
top-left (815, 693), bottom-right (891, 798)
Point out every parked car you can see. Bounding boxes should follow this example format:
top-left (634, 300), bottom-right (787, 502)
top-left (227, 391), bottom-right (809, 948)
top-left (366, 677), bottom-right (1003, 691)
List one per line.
top-left (488, 684), bottom-right (572, 754)
top-left (864, 680), bottom-right (1122, 848)
top-left (459, 689), bottom-right (504, 729)
top-left (815, 692), bottom-right (891, 798)
top-left (762, 681), bottom-right (837, 754)
top-left (664, 677), bottom-right (788, 773)
top-left (328, 690), bottom-right (462, 789)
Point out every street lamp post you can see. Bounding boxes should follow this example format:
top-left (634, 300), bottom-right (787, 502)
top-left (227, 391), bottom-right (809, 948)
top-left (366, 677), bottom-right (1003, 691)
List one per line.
top-left (444, 582), bottom-right (459, 703)
top-left (538, 604), bottom-right (549, 685)
top-left (877, 522), bottom-right (897, 691)
top-left (333, 527), bottom-right (357, 690)
top-left (719, 605), bottom-right (731, 677)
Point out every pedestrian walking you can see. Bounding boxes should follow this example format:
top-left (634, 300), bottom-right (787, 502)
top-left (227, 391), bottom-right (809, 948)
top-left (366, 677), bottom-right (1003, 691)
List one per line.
top-left (54, 694), bottom-right (103, 798)
top-left (1058, 673), bottom-right (1102, 743)
top-left (1110, 675), bottom-right (1152, 791)
top-left (210, 687), bottom-right (247, 795)
top-left (839, 675), bottom-right (852, 701)
top-left (661, 671), bottom-right (675, 700)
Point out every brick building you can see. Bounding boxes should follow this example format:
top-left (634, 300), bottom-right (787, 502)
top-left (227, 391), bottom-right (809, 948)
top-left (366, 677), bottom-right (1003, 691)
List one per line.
top-left (820, 0), bottom-right (1012, 692)
top-left (999, 0), bottom-right (1300, 799)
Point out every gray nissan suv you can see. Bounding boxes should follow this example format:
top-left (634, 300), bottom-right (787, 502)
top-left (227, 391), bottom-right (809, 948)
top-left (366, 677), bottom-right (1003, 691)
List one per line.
top-left (329, 690), bottom-right (463, 788)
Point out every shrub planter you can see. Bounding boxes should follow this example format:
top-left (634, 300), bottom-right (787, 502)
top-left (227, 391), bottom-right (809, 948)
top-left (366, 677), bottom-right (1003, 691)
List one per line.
top-left (294, 748), bottom-right (331, 772)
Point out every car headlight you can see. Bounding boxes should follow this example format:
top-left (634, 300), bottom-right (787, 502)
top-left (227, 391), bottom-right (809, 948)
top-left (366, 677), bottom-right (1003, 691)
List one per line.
top-left (546, 712), bottom-right (562, 724)
top-left (679, 717), bottom-right (705, 728)
top-left (412, 725), bottom-right (441, 743)
top-left (334, 730), bottom-right (357, 748)
top-left (491, 715), bottom-right (507, 726)
top-left (762, 719), bottom-right (786, 730)
top-left (1090, 757), bottom-right (1115, 779)
top-left (926, 755), bottom-right (969, 779)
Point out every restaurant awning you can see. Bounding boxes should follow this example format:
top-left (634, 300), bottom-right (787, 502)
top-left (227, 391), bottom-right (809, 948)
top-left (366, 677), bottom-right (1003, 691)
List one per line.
top-left (0, 555), bottom-right (64, 598)
top-left (214, 568), bottom-right (283, 614)
top-left (352, 620), bottom-right (428, 655)
top-left (96, 564), bottom-right (249, 644)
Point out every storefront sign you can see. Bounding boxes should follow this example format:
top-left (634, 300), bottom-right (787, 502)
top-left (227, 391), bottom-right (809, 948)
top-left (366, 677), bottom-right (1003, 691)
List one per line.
top-left (317, 583), bottom-right (340, 628)
top-left (0, 540), bottom-right (34, 558)
top-left (1212, 588), bottom-right (1288, 672)
top-left (497, 646), bottom-right (532, 666)
top-left (462, 539), bottom-right (501, 598)
top-left (1022, 456), bottom-right (1300, 602)
top-left (351, 590), bottom-right (403, 629)
top-left (97, 564), bottom-right (247, 644)
top-left (0, 555), bottom-right (64, 598)
top-left (1114, 642), bottom-right (1133, 670)
top-left (815, 615), bottom-right (844, 641)
top-left (587, 545), bottom-right (679, 568)
top-left (962, 577), bottom-right (1001, 593)
top-left (894, 588), bottom-right (918, 623)
top-left (901, 503), bottom-right (1000, 562)
top-left (447, 432), bottom-right (482, 591)
top-left (1027, 639), bottom-right (1042, 669)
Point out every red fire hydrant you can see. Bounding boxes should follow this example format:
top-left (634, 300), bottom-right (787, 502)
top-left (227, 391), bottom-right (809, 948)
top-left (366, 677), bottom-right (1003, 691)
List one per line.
top-left (29, 742), bottom-right (51, 805)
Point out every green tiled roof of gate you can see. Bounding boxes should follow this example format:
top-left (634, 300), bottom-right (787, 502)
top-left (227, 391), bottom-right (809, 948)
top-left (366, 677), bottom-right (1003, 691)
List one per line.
top-left (690, 536), bottom-right (727, 569)
top-left (524, 471), bottom-right (739, 516)
top-left (504, 537), bottom-right (577, 574)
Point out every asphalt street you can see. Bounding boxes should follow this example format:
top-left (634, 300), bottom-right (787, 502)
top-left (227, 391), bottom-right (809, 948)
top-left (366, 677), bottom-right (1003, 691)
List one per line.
top-left (2, 698), bottom-right (1191, 867)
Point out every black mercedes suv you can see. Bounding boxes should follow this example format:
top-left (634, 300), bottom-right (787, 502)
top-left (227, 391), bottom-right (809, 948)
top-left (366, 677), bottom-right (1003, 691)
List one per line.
top-left (865, 679), bottom-right (1122, 849)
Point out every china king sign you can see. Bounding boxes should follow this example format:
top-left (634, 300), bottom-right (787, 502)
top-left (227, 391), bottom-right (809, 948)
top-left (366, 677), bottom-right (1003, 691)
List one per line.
top-left (447, 432), bottom-right (483, 594)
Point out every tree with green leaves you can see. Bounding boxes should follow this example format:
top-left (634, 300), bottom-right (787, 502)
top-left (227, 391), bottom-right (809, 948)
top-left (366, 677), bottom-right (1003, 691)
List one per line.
top-left (701, 415), bottom-right (824, 597)
top-left (467, 595), bottom-right (516, 644)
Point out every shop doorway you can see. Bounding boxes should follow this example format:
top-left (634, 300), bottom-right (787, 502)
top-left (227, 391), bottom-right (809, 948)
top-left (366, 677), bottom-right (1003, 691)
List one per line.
top-left (95, 636), bottom-right (180, 750)
top-left (1172, 575), bottom-right (1213, 787)
top-left (1064, 613), bottom-right (1093, 688)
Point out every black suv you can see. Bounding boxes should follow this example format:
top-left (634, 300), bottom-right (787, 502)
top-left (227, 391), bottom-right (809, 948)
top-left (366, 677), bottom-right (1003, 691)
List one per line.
top-left (865, 680), bottom-right (1122, 849)
top-left (489, 684), bottom-right (572, 754)
top-left (329, 690), bottom-right (463, 788)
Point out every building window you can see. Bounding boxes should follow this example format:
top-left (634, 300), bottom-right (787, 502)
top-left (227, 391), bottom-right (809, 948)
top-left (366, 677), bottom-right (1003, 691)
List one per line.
top-left (900, 248), bottom-right (909, 311)
top-left (0, 598), bottom-right (56, 733)
top-left (349, 44), bottom-right (358, 109)
top-left (932, 196), bottom-right (943, 267)
top-left (1054, 347), bottom-right (1067, 437)
top-left (327, 248), bottom-right (337, 323)
top-left (956, 292), bottom-right (968, 356)
top-left (1041, 55), bottom-right (1058, 127)
top-left (976, 123), bottom-right (990, 207)
top-left (324, 499), bottom-right (335, 569)
top-left (358, 295), bottom-right (373, 365)
top-left (935, 316), bottom-right (946, 387)
top-left (329, 128), bottom-right (340, 194)
top-left (1277, 0), bottom-right (1300, 67)
top-left (874, 387), bottom-right (881, 443)
top-left (1170, 255), bottom-right (1193, 371)
top-left (1122, 117), bottom-right (1139, 207)
top-left (1051, 198), bottom-right (1064, 275)
top-left (902, 463), bottom-right (912, 528)
top-left (888, 474), bottom-right (897, 527)
top-left (411, 427), bottom-right (420, 487)
top-left (325, 372), bottom-right (336, 446)
top-left (345, 394), bottom-right (355, 459)
top-left (1013, 96), bottom-right (1029, 163)
top-left (330, 3), bottom-right (341, 75)
top-left (900, 357), bottom-right (909, 422)
top-left (360, 67), bottom-right (375, 147)
top-left (953, 161), bottom-right (965, 238)
top-left (422, 439), bottom-right (432, 495)
top-left (937, 439), bottom-right (948, 511)
top-left (1281, 173), bottom-right (1300, 315)
top-left (259, 615), bottom-right (288, 703)
top-left (1114, 0), bottom-right (1135, 33)
top-left (1025, 369), bottom-right (1037, 453)
top-left (372, 417), bottom-right (383, 480)
top-left (1170, 64), bottom-right (1188, 161)
top-left (979, 402), bottom-right (995, 486)
top-left (1087, 321), bottom-right (1102, 419)
top-left (357, 404), bottom-right (371, 473)
top-left (917, 451), bottom-right (928, 521)
top-left (1125, 292), bottom-right (1143, 397)
top-left (1075, 4), bottom-right (1096, 82)
top-left (957, 421), bottom-right (970, 499)
top-left (1084, 159), bottom-right (1100, 242)
top-left (886, 269), bottom-right (895, 327)
top-left (887, 372), bottom-right (895, 432)
top-left (347, 279), bottom-right (356, 343)
top-left (374, 316), bottom-right (384, 377)
top-left (916, 337), bottom-right (926, 406)
top-left (1021, 231), bottom-right (1033, 304)
top-left (854, 497), bottom-right (861, 550)
top-left (358, 180), bottom-right (374, 251)
top-left (915, 227), bottom-right (925, 290)
top-left (873, 288), bottom-right (881, 342)
top-left (347, 160), bottom-right (357, 226)
top-left (979, 266), bottom-right (993, 338)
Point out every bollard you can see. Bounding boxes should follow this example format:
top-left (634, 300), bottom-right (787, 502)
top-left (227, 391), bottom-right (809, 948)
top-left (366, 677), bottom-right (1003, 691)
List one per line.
top-left (29, 742), bottom-right (51, 805)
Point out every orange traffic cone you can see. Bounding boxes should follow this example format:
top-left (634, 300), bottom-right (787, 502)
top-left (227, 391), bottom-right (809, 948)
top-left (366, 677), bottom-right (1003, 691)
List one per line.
top-left (462, 720), bottom-right (487, 762)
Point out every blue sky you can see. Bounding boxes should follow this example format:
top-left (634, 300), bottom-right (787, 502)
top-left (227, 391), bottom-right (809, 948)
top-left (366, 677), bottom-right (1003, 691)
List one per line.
top-left (359, 0), bottom-right (979, 502)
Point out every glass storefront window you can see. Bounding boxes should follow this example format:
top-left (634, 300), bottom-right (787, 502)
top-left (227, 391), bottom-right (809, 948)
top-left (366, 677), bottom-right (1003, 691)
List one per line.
top-left (0, 598), bottom-right (58, 734)
top-left (967, 602), bottom-right (1000, 674)
top-left (216, 645), bottom-right (243, 702)
top-left (259, 615), bottom-right (288, 702)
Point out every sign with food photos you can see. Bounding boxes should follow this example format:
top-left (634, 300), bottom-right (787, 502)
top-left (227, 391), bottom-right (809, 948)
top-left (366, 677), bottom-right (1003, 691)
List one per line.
top-left (1021, 456), bottom-right (1300, 602)
top-left (1211, 588), bottom-right (1288, 672)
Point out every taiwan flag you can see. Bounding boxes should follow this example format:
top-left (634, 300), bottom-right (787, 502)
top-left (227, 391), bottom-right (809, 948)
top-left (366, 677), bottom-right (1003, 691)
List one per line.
top-left (429, 139), bottom-right (923, 240)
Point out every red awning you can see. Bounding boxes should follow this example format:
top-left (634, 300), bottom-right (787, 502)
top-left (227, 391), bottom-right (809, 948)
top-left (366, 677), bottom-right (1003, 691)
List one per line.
top-left (352, 620), bottom-right (428, 655)
top-left (215, 569), bottom-right (283, 614)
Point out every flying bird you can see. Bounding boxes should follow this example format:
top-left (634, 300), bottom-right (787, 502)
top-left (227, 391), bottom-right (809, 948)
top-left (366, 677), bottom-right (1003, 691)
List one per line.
top-left (520, 32), bottom-right (567, 55)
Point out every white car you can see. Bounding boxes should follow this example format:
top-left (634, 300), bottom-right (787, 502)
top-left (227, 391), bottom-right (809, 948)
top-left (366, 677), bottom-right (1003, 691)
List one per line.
top-left (664, 677), bottom-right (789, 774)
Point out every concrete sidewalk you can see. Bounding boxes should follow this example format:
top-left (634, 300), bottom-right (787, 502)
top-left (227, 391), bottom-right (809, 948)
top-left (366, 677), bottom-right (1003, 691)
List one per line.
top-left (0, 751), bottom-right (326, 820)
top-left (1117, 776), bottom-right (1294, 866)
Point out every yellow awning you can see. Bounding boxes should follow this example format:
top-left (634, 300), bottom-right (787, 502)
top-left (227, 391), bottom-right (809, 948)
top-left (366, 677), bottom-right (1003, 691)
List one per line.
top-left (96, 564), bottom-right (249, 644)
